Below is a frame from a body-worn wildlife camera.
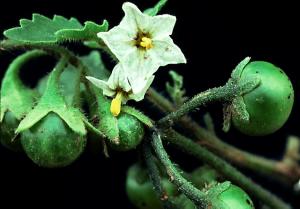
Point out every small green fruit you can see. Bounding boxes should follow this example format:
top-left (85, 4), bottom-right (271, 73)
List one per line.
top-left (214, 184), bottom-right (254, 209)
top-left (21, 113), bottom-right (86, 168)
top-left (126, 164), bottom-right (176, 209)
top-left (109, 113), bottom-right (145, 151)
top-left (0, 111), bottom-right (22, 152)
top-left (233, 61), bottom-right (294, 136)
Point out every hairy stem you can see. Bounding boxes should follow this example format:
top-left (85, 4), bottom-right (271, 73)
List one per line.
top-left (147, 87), bottom-right (300, 184)
top-left (157, 83), bottom-right (238, 128)
top-left (150, 130), bottom-right (209, 208)
top-left (0, 40), bottom-right (88, 73)
top-left (82, 118), bottom-right (106, 138)
top-left (164, 129), bottom-right (291, 209)
top-left (142, 141), bottom-right (178, 209)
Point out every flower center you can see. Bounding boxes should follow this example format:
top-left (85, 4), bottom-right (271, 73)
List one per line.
top-left (139, 37), bottom-right (153, 50)
top-left (110, 91), bottom-right (123, 117)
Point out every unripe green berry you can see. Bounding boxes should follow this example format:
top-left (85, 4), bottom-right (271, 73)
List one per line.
top-left (215, 184), bottom-right (254, 209)
top-left (109, 113), bottom-right (145, 151)
top-left (21, 113), bottom-right (86, 168)
top-left (233, 61), bottom-right (294, 136)
top-left (0, 111), bottom-right (22, 152)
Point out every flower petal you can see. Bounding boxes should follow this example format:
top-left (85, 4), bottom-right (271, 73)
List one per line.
top-left (110, 63), bottom-right (132, 93)
top-left (148, 15), bottom-right (176, 39)
top-left (97, 26), bottom-right (136, 62)
top-left (129, 75), bottom-right (155, 101)
top-left (150, 36), bottom-right (186, 66)
top-left (120, 2), bottom-right (150, 34)
top-left (123, 49), bottom-right (159, 78)
top-left (86, 76), bottom-right (115, 97)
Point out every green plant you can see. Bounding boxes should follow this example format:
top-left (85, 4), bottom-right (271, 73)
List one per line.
top-left (0, 0), bottom-right (298, 208)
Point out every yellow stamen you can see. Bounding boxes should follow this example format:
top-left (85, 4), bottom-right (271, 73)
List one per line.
top-left (139, 37), bottom-right (153, 49)
top-left (110, 92), bottom-right (123, 117)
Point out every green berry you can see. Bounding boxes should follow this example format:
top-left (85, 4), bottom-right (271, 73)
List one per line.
top-left (216, 184), bottom-right (254, 209)
top-left (0, 111), bottom-right (22, 152)
top-left (233, 61), bottom-right (294, 136)
top-left (109, 113), bottom-right (145, 151)
top-left (126, 164), bottom-right (176, 209)
top-left (21, 113), bottom-right (86, 168)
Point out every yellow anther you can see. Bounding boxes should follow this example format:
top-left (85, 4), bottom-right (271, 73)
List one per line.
top-left (110, 92), bottom-right (123, 117)
top-left (139, 37), bottom-right (153, 49)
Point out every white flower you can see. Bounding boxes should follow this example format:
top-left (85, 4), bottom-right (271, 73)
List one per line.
top-left (97, 2), bottom-right (186, 77)
top-left (86, 63), bottom-right (154, 116)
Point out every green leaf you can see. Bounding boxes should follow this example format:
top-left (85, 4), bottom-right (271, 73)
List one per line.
top-left (0, 50), bottom-right (45, 121)
top-left (4, 14), bottom-right (82, 43)
top-left (16, 60), bottom-right (86, 136)
top-left (55, 20), bottom-right (109, 42)
top-left (80, 51), bottom-right (110, 80)
top-left (144, 0), bottom-right (168, 16)
top-left (4, 14), bottom-right (108, 44)
top-left (122, 106), bottom-right (154, 127)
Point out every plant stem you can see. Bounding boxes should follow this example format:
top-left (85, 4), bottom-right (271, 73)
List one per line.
top-left (0, 40), bottom-right (88, 72)
top-left (157, 83), bottom-right (237, 128)
top-left (147, 87), bottom-right (300, 184)
top-left (150, 130), bottom-right (209, 208)
top-left (164, 129), bottom-right (291, 209)
top-left (142, 140), bottom-right (179, 209)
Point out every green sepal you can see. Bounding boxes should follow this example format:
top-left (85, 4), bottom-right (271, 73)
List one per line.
top-left (207, 181), bottom-right (232, 209)
top-left (79, 51), bottom-right (119, 143)
top-left (122, 106), bottom-right (154, 127)
top-left (207, 181), bottom-right (231, 197)
top-left (238, 75), bottom-right (261, 95)
top-left (16, 61), bottom-right (86, 136)
top-left (144, 0), bottom-right (168, 16)
top-left (55, 20), bottom-right (109, 42)
top-left (4, 14), bottom-right (82, 43)
top-left (230, 57), bottom-right (251, 81)
top-left (222, 103), bottom-right (232, 132)
top-left (37, 64), bottom-right (82, 107)
top-left (232, 97), bottom-right (250, 122)
top-left (166, 70), bottom-right (187, 106)
top-left (0, 50), bottom-right (45, 121)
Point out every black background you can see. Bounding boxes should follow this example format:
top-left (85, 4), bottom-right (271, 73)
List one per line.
top-left (0, 0), bottom-right (300, 208)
